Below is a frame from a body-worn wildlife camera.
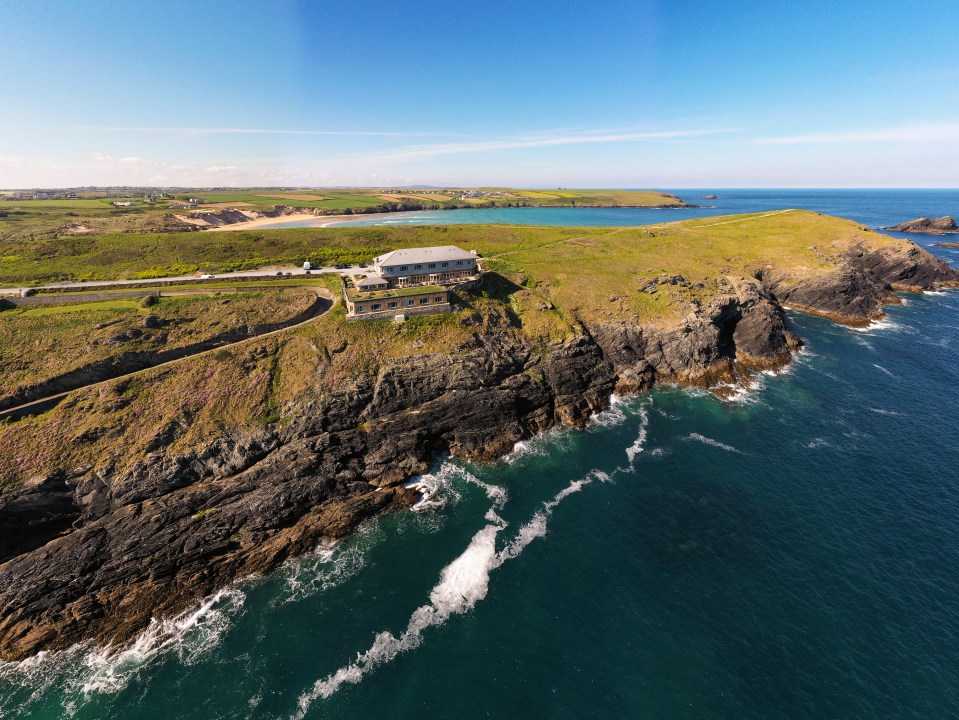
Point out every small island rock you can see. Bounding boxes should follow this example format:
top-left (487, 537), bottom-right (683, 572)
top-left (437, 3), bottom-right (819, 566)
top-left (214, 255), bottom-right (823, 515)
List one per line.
top-left (884, 216), bottom-right (957, 234)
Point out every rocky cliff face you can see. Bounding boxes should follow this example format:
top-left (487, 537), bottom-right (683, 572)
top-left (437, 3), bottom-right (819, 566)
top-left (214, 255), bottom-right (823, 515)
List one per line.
top-left (0, 242), bottom-right (956, 661)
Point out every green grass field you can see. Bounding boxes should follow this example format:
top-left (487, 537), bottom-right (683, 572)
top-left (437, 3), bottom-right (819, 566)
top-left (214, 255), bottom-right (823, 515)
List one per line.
top-left (0, 289), bottom-right (317, 410)
top-left (0, 209), bottom-right (912, 487)
top-left (20, 299), bottom-right (140, 316)
top-left (0, 209), bottom-right (898, 326)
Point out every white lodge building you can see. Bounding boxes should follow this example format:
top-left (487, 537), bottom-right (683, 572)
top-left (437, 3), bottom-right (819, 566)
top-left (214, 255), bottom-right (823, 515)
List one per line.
top-left (343, 245), bottom-right (482, 320)
top-left (372, 246), bottom-right (479, 287)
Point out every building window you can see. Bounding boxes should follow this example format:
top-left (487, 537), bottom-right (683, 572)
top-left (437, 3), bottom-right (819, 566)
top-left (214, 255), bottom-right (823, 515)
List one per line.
top-left (406, 299), bottom-right (415, 307)
top-left (434, 296), bottom-right (444, 303)
top-left (455, 260), bottom-right (463, 266)
top-left (441, 262), bottom-right (448, 267)
top-left (428, 263), bottom-right (436, 268)
top-left (414, 264), bottom-right (422, 269)
top-left (388, 301), bottom-right (398, 308)
top-left (400, 265), bottom-right (408, 271)
top-left (420, 298), bottom-right (429, 305)
top-left (356, 305), bottom-right (365, 313)
top-left (372, 303), bottom-right (382, 311)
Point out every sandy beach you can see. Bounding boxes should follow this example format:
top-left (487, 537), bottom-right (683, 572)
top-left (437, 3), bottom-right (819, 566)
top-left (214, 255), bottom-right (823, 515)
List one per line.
top-left (206, 211), bottom-right (409, 232)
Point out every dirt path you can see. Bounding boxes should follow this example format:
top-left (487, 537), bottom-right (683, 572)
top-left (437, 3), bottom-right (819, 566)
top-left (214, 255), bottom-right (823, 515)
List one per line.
top-left (0, 287), bottom-right (335, 422)
top-left (691, 208), bottom-right (795, 228)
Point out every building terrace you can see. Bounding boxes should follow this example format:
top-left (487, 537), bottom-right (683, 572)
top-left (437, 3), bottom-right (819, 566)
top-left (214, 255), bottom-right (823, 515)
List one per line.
top-left (343, 244), bottom-right (482, 320)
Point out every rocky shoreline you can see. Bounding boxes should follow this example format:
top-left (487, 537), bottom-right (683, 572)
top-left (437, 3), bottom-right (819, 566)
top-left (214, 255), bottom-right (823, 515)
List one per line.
top-left (0, 240), bottom-right (956, 662)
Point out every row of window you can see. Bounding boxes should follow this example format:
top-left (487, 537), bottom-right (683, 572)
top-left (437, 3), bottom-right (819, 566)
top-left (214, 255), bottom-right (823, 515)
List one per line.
top-left (354, 295), bottom-right (446, 313)
top-left (387, 259), bottom-right (474, 273)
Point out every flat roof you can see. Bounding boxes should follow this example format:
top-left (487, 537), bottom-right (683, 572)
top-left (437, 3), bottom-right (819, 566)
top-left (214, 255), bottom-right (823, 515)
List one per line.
top-left (345, 284), bottom-right (447, 302)
top-left (374, 245), bottom-right (475, 267)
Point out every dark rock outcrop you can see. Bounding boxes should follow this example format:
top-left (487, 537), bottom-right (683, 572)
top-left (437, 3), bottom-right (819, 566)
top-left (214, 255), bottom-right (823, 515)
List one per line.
top-left (0, 242), bottom-right (956, 661)
top-left (765, 242), bottom-right (959, 325)
top-left (884, 216), bottom-right (958, 234)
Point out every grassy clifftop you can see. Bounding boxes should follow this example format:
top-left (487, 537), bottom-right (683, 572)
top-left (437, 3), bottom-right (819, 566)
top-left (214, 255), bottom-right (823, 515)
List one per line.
top-left (0, 289), bottom-right (318, 408)
top-left (0, 208), bottom-right (883, 287)
top-left (0, 210), bottom-right (930, 489)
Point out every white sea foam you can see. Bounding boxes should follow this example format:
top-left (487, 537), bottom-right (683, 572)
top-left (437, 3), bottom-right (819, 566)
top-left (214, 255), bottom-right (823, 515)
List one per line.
top-left (293, 470), bottom-right (608, 717)
top-left (851, 317), bottom-right (900, 333)
top-left (713, 378), bottom-right (764, 404)
top-left (625, 406), bottom-right (650, 465)
top-left (0, 586), bottom-right (245, 717)
top-left (805, 437), bottom-right (833, 449)
top-left (281, 525), bottom-right (382, 604)
top-left (872, 363), bottom-right (895, 377)
top-left (868, 407), bottom-right (900, 416)
top-left (293, 521), bottom-right (505, 712)
top-left (589, 394), bottom-right (629, 428)
top-left (404, 460), bottom-right (478, 512)
top-left (687, 433), bottom-right (745, 454)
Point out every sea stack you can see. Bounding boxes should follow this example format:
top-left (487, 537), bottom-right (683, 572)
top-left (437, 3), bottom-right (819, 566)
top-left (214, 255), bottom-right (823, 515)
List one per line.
top-left (884, 216), bottom-right (958, 234)
top-left (703, 194), bottom-right (718, 200)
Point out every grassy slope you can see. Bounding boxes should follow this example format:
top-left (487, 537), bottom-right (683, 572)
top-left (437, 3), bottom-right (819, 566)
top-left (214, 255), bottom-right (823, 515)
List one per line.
top-left (0, 210), bottom-right (910, 487)
top-left (0, 289), bottom-right (317, 405)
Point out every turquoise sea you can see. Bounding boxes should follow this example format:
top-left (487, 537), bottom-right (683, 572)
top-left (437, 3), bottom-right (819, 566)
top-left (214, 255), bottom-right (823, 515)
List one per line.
top-left (2, 191), bottom-right (959, 719)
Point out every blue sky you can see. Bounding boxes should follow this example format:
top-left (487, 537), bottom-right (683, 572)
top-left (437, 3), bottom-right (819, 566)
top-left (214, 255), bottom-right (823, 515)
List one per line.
top-left (1, 0), bottom-right (958, 188)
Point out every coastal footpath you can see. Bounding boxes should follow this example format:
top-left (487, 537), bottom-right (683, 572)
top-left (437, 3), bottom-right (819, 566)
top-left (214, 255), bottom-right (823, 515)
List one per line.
top-left (0, 210), bottom-right (957, 661)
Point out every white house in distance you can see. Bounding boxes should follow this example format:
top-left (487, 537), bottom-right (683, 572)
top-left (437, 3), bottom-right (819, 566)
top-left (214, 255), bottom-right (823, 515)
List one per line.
top-left (344, 245), bottom-right (482, 320)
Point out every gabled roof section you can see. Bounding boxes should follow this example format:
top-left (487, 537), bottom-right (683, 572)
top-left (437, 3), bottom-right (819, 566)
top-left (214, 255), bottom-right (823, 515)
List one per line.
top-left (375, 245), bottom-right (476, 267)
top-left (356, 276), bottom-right (389, 288)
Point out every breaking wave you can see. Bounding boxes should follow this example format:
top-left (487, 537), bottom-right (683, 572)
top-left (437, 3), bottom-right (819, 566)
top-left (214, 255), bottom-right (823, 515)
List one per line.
top-left (0, 587), bottom-right (245, 717)
top-left (281, 524), bottom-right (384, 605)
top-left (625, 406), bottom-right (650, 465)
top-left (687, 433), bottom-right (745, 454)
top-left (292, 469), bottom-right (611, 717)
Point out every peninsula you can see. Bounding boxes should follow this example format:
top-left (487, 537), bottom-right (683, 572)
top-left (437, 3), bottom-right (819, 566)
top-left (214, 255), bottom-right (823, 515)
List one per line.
top-left (0, 209), bottom-right (957, 661)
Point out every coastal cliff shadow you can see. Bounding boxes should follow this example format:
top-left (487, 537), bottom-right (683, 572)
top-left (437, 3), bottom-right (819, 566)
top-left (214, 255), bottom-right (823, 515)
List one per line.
top-left (454, 272), bottom-right (525, 326)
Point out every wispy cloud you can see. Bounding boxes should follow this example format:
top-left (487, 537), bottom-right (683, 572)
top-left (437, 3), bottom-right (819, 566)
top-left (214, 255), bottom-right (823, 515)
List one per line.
top-left (753, 122), bottom-right (959, 145)
top-left (69, 126), bottom-right (450, 137)
top-left (331, 127), bottom-right (738, 165)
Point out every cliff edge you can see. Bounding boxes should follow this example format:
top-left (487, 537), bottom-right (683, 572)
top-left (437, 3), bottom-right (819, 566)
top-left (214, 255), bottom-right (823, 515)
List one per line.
top-left (0, 210), bottom-right (956, 660)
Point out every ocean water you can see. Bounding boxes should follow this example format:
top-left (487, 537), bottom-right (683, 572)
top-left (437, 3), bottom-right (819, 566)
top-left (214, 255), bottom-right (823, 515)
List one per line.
top-left (265, 188), bottom-right (959, 236)
top-left (1, 191), bottom-right (958, 719)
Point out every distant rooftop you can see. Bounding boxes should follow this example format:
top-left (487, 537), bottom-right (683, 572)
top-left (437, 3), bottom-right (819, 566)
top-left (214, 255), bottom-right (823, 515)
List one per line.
top-left (375, 245), bottom-right (475, 267)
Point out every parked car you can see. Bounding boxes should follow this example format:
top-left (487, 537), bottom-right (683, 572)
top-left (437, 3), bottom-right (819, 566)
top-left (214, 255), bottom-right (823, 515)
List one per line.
top-left (199, 274), bottom-right (214, 279)
top-left (275, 271), bottom-right (284, 276)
